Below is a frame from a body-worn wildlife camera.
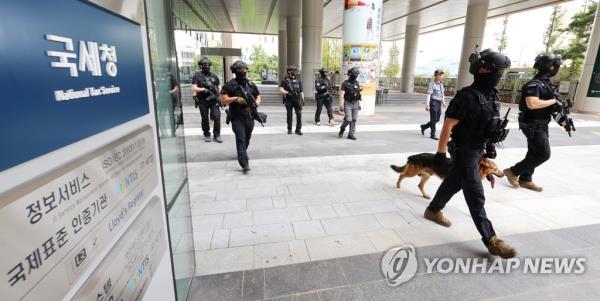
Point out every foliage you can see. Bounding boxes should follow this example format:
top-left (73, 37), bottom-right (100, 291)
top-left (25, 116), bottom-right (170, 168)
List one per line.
top-left (383, 41), bottom-right (401, 79)
top-left (543, 5), bottom-right (565, 53)
top-left (556, 2), bottom-right (598, 80)
top-left (496, 16), bottom-right (509, 53)
top-left (322, 38), bottom-right (342, 71)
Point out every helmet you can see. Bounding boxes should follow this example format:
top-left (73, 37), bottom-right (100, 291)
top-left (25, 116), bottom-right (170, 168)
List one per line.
top-left (468, 48), bottom-right (511, 75)
top-left (199, 57), bottom-right (211, 72)
top-left (533, 54), bottom-right (562, 77)
top-left (287, 65), bottom-right (298, 71)
top-left (348, 67), bottom-right (360, 76)
top-left (434, 69), bottom-right (444, 76)
top-left (319, 67), bottom-right (327, 74)
top-left (230, 60), bottom-right (248, 79)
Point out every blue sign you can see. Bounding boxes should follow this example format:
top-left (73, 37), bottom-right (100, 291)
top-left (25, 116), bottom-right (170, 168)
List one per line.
top-left (0, 0), bottom-right (150, 171)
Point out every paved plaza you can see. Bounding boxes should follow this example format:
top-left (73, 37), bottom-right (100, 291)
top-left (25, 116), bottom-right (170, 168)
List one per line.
top-left (172, 92), bottom-right (600, 300)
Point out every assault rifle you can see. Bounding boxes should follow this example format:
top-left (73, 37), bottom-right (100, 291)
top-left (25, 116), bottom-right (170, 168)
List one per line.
top-left (552, 88), bottom-right (576, 137)
top-left (239, 84), bottom-right (267, 127)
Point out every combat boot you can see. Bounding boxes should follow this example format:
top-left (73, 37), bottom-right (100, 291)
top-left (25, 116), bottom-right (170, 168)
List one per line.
top-left (487, 236), bottom-right (517, 259)
top-left (338, 128), bottom-right (344, 138)
top-left (519, 180), bottom-right (543, 192)
top-left (503, 168), bottom-right (519, 188)
top-left (424, 208), bottom-right (452, 227)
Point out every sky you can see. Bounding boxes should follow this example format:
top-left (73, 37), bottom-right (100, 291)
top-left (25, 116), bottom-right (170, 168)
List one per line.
top-left (380, 0), bottom-right (593, 76)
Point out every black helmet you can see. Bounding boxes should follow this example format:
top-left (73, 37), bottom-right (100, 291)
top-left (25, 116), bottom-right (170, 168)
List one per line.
top-left (199, 57), bottom-right (211, 67)
top-left (348, 67), bottom-right (360, 76)
top-left (434, 69), bottom-right (444, 76)
top-left (230, 60), bottom-right (248, 73)
top-left (468, 48), bottom-right (511, 75)
top-left (230, 60), bottom-right (248, 80)
top-left (287, 65), bottom-right (297, 71)
top-left (533, 54), bottom-right (562, 76)
top-left (319, 67), bottom-right (327, 74)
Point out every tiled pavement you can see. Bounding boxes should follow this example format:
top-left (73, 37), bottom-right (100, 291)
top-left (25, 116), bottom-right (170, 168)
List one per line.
top-left (186, 224), bottom-right (600, 301)
top-left (177, 102), bottom-right (600, 299)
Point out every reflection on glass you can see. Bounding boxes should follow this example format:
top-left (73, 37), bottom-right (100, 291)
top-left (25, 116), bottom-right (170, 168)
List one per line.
top-left (146, 0), bottom-right (195, 300)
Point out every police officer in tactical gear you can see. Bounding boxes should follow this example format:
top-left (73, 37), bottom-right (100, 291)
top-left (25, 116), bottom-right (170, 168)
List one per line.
top-left (192, 57), bottom-right (222, 143)
top-left (315, 68), bottom-right (336, 126)
top-left (503, 54), bottom-right (563, 192)
top-left (424, 48), bottom-right (517, 259)
top-left (219, 60), bottom-right (262, 173)
top-left (280, 65), bottom-right (305, 135)
top-left (339, 67), bottom-right (362, 140)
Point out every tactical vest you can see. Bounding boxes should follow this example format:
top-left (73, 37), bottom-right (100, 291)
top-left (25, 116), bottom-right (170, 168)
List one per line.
top-left (453, 87), bottom-right (509, 148)
top-left (284, 77), bottom-right (301, 99)
top-left (519, 78), bottom-right (554, 121)
top-left (343, 80), bottom-right (361, 102)
top-left (315, 78), bottom-right (331, 96)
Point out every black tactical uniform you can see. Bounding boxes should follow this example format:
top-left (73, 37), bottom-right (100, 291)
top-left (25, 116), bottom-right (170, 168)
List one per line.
top-left (192, 57), bottom-right (221, 142)
top-left (506, 55), bottom-right (563, 187)
top-left (221, 61), bottom-right (260, 172)
top-left (280, 65), bottom-right (304, 135)
top-left (426, 49), bottom-right (516, 258)
top-left (339, 67), bottom-right (361, 140)
top-left (315, 68), bottom-right (334, 125)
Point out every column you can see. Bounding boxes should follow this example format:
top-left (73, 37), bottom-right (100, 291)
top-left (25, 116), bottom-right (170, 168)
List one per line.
top-left (278, 17), bottom-right (287, 81)
top-left (287, 16), bottom-right (301, 68)
top-left (341, 0), bottom-right (384, 115)
top-left (301, 0), bottom-right (324, 100)
top-left (456, 0), bottom-right (489, 89)
top-left (575, 3), bottom-right (600, 112)
top-left (222, 32), bottom-right (233, 81)
top-left (400, 14), bottom-right (420, 93)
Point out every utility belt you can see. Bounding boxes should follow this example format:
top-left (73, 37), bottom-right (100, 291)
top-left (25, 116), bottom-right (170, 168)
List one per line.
top-left (518, 112), bottom-right (549, 139)
top-left (447, 140), bottom-right (485, 159)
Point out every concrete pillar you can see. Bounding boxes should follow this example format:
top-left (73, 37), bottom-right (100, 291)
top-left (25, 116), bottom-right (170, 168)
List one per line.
top-left (301, 0), bottom-right (324, 100)
top-left (278, 31), bottom-right (287, 81)
top-left (456, 0), bottom-right (489, 89)
top-left (575, 3), bottom-right (600, 113)
top-left (287, 16), bottom-right (301, 68)
top-left (278, 18), bottom-right (287, 81)
top-left (222, 32), bottom-right (233, 81)
top-left (400, 14), bottom-right (420, 93)
top-left (341, 0), bottom-right (383, 115)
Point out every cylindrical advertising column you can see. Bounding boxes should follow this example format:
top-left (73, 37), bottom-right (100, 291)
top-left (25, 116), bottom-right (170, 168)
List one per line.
top-left (342, 0), bottom-right (383, 116)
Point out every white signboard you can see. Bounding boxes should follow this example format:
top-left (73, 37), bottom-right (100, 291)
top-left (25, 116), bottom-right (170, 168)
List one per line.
top-left (0, 127), bottom-right (160, 300)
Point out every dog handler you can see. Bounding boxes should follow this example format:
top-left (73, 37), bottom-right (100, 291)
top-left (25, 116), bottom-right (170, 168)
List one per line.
top-left (424, 49), bottom-right (516, 258)
top-left (420, 69), bottom-right (446, 140)
top-left (503, 54), bottom-right (563, 192)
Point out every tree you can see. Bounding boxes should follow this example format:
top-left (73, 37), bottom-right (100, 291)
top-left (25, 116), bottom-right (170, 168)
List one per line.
top-left (249, 45), bottom-right (269, 74)
top-left (322, 38), bottom-right (342, 70)
top-left (543, 5), bottom-right (565, 53)
top-left (556, 1), bottom-right (598, 80)
top-left (383, 41), bottom-right (401, 86)
top-left (496, 16), bottom-right (509, 53)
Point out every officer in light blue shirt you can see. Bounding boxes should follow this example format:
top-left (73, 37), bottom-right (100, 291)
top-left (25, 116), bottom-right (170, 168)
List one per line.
top-left (420, 69), bottom-right (447, 140)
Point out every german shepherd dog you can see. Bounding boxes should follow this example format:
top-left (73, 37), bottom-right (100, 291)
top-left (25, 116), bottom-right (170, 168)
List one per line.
top-left (390, 153), bottom-right (505, 199)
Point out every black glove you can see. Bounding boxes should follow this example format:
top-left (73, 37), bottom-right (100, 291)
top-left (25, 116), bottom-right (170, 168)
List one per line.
top-left (433, 152), bottom-right (447, 170)
top-left (358, 104), bottom-right (362, 111)
top-left (484, 144), bottom-right (497, 159)
top-left (553, 99), bottom-right (565, 111)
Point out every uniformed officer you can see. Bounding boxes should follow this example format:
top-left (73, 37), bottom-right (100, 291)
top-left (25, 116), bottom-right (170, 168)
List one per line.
top-left (192, 57), bottom-right (222, 143)
top-left (424, 49), bottom-right (517, 258)
top-left (504, 54), bottom-right (563, 192)
top-left (314, 68), bottom-right (336, 126)
top-left (219, 60), bottom-right (261, 173)
top-left (280, 65), bottom-right (305, 135)
top-left (338, 67), bottom-right (362, 140)
top-left (420, 69), bottom-right (447, 140)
